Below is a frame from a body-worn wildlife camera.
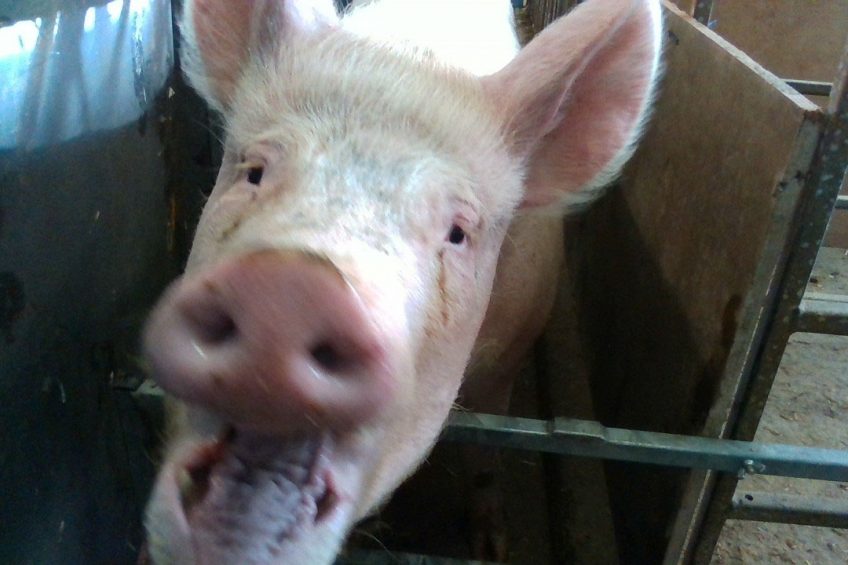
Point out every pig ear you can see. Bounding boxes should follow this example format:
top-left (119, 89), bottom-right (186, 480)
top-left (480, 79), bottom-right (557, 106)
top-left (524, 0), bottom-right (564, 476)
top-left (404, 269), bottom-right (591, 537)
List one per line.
top-left (181, 0), bottom-right (339, 112)
top-left (483, 0), bottom-right (662, 208)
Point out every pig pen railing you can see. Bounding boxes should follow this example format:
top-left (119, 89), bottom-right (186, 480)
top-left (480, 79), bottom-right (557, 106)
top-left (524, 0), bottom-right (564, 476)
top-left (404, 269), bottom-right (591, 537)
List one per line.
top-left (125, 380), bottom-right (848, 563)
top-left (125, 381), bottom-right (848, 491)
top-left (441, 412), bottom-right (848, 488)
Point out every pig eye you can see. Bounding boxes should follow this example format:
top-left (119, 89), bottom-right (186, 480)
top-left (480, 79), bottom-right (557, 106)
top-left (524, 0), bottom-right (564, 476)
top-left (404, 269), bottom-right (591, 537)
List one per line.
top-left (247, 166), bottom-right (264, 185)
top-left (447, 224), bottom-right (466, 245)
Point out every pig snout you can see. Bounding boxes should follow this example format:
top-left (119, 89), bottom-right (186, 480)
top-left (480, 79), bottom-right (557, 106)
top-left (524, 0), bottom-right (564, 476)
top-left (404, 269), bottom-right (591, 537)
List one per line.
top-left (143, 249), bottom-right (399, 433)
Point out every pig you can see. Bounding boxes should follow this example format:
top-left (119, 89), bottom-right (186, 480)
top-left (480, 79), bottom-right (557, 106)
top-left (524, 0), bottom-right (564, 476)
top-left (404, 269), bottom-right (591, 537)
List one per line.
top-left (141, 0), bottom-right (662, 563)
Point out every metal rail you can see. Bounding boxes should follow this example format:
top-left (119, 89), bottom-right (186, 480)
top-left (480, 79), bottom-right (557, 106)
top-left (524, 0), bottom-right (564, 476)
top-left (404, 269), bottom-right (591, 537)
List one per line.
top-left (784, 79), bottom-right (833, 97)
top-left (338, 495), bottom-right (846, 565)
top-left (443, 412), bottom-right (848, 482)
top-left (796, 292), bottom-right (848, 335)
top-left (127, 381), bottom-right (848, 482)
top-left (729, 492), bottom-right (848, 529)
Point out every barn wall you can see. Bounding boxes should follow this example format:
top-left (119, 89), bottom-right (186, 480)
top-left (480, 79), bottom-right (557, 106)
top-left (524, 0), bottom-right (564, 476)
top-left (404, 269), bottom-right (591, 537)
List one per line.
top-left (0, 1), bottom-right (214, 561)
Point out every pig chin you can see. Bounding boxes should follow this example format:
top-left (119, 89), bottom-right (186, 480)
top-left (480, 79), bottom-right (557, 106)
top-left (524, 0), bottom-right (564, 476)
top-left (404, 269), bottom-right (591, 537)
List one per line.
top-left (146, 424), bottom-right (372, 565)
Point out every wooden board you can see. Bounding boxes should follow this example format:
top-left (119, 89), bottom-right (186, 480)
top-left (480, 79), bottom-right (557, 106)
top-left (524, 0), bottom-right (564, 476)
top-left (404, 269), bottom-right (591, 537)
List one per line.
top-left (672, 0), bottom-right (696, 14)
top-left (709, 0), bottom-right (847, 86)
top-left (670, 0), bottom-right (847, 106)
top-left (524, 0), bottom-right (580, 34)
top-left (708, 0), bottom-right (848, 246)
top-left (543, 2), bottom-right (822, 561)
top-left (669, 0), bottom-right (848, 246)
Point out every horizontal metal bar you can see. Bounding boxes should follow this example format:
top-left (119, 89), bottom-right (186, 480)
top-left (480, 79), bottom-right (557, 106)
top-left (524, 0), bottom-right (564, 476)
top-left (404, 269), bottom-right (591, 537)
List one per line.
top-left (783, 79), bottom-right (833, 97)
top-left (125, 381), bottom-right (848, 481)
top-left (796, 292), bottom-right (848, 335)
top-left (442, 412), bottom-right (848, 482)
top-left (836, 194), bottom-right (848, 210)
top-left (730, 491), bottom-right (848, 528)
top-left (336, 551), bottom-right (484, 565)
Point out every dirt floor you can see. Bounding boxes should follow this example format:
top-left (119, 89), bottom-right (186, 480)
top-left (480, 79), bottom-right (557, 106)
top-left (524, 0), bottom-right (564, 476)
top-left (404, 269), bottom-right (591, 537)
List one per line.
top-left (712, 248), bottom-right (848, 564)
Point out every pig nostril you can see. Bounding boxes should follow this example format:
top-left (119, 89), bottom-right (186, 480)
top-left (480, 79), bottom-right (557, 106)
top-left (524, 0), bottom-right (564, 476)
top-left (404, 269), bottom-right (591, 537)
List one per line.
top-left (310, 342), bottom-right (352, 373)
top-left (206, 315), bottom-right (237, 344)
top-left (198, 313), bottom-right (237, 345)
top-left (186, 305), bottom-right (238, 345)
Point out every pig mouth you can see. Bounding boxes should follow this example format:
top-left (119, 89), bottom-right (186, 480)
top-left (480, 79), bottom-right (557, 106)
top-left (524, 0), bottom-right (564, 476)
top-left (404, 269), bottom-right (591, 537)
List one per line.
top-left (170, 427), bottom-right (343, 561)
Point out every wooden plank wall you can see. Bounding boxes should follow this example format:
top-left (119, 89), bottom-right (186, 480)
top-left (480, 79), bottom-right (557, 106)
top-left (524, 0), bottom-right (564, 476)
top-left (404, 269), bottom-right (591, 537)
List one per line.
top-left (524, 0), bottom-right (578, 32)
top-left (671, 0), bottom-right (847, 96)
top-left (543, 2), bottom-right (820, 560)
top-left (672, 0), bottom-right (848, 247)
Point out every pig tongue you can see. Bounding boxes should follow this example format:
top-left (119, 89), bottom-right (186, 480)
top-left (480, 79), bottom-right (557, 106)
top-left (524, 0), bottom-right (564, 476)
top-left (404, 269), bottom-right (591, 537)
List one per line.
top-left (183, 429), bottom-right (331, 562)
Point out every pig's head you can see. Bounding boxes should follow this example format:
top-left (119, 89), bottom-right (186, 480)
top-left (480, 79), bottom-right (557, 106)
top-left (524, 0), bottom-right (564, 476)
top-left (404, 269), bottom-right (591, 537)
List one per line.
top-left (142, 0), bottom-right (662, 562)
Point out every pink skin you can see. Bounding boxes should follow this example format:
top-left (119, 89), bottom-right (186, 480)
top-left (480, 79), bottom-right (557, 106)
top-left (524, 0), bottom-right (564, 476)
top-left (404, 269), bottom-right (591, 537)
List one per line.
top-left (144, 252), bottom-right (394, 562)
top-left (142, 0), bottom-right (662, 563)
top-left (144, 251), bottom-right (398, 434)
